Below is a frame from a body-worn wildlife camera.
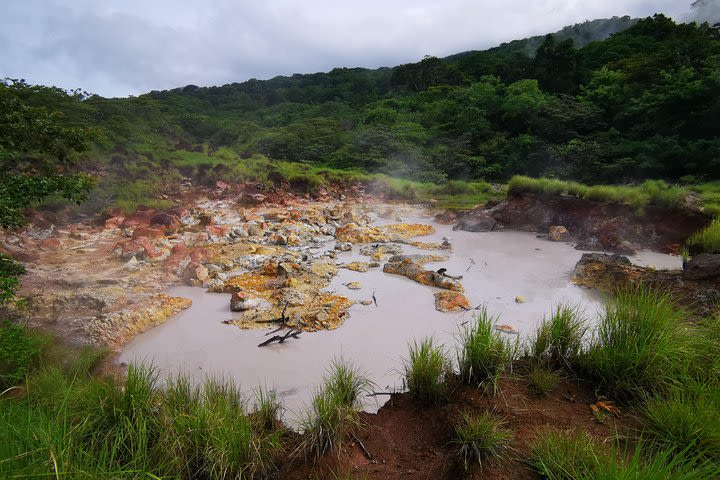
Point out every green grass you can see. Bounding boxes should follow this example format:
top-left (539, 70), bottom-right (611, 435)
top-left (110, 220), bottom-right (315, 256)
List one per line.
top-left (295, 360), bottom-right (369, 461)
top-left (529, 429), bottom-right (720, 480)
top-left (578, 287), bottom-right (693, 401)
top-left (457, 308), bottom-right (516, 393)
top-left (508, 176), bottom-right (689, 213)
top-left (527, 304), bottom-right (586, 370)
top-left (453, 411), bottom-right (513, 471)
top-left (641, 386), bottom-right (720, 464)
top-left (527, 367), bottom-right (559, 395)
top-left (251, 385), bottom-right (283, 431)
top-left (686, 217), bottom-right (720, 255)
top-left (403, 338), bottom-right (451, 405)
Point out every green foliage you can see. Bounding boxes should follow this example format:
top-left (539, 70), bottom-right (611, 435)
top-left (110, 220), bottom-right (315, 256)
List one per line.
top-left (687, 218), bottom-right (720, 255)
top-left (579, 287), bottom-right (692, 401)
top-left (527, 367), bottom-right (559, 395)
top-left (0, 364), bottom-right (284, 479)
top-left (453, 411), bottom-right (513, 471)
top-left (642, 387), bottom-right (720, 464)
top-left (0, 321), bottom-right (47, 389)
top-left (528, 304), bottom-right (586, 370)
top-left (530, 429), bottom-right (720, 479)
top-left (508, 175), bottom-right (688, 213)
top-left (457, 308), bottom-right (516, 393)
top-left (296, 361), bottom-right (369, 461)
top-left (0, 80), bottom-right (96, 228)
top-left (403, 338), bottom-right (450, 405)
top-left (0, 254), bottom-right (25, 304)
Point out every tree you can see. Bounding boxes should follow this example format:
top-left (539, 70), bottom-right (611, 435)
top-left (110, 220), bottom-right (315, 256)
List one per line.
top-left (0, 79), bottom-right (96, 302)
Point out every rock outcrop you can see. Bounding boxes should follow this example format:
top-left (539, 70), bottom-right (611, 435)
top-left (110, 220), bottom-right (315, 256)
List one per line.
top-left (683, 253), bottom-right (720, 280)
top-left (383, 258), bottom-right (463, 292)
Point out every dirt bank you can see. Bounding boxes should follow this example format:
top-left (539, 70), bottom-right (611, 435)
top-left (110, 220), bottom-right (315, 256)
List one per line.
top-left (459, 191), bottom-right (709, 254)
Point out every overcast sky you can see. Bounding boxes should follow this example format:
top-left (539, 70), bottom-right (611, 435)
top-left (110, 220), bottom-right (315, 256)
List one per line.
top-left (1, 0), bottom-right (716, 98)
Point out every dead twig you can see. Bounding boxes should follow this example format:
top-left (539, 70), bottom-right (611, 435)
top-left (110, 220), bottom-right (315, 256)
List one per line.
top-left (372, 290), bottom-right (378, 307)
top-left (350, 432), bottom-right (373, 460)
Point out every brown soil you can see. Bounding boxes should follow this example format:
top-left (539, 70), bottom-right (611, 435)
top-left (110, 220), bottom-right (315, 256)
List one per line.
top-left (278, 375), bottom-right (632, 480)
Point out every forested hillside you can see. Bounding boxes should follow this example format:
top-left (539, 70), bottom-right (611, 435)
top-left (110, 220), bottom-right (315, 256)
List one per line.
top-left (4, 15), bottom-right (720, 199)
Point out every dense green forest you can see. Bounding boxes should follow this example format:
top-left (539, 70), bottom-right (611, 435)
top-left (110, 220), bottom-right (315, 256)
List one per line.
top-left (4, 15), bottom-right (720, 205)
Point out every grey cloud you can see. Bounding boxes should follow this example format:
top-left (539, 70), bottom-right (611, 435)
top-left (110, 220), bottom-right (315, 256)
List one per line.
top-left (0, 0), bottom-right (703, 97)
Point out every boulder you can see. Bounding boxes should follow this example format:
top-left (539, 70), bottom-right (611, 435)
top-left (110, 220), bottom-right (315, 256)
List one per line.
top-left (150, 212), bottom-right (180, 232)
top-left (383, 259), bottom-right (464, 291)
top-left (247, 224), bottom-right (263, 237)
top-left (548, 225), bottom-right (569, 242)
top-left (182, 262), bottom-right (208, 284)
top-left (684, 254), bottom-right (720, 280)
top-left (454, 211), bottom-right (496, 232)
top-left (230, 292), bottom-right (272, 311)
top-left (335, 242), bottom-right (352, 252)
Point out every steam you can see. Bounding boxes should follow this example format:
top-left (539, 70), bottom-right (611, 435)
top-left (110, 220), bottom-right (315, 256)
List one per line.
top-left (687, 0), bottom-right (720, 24)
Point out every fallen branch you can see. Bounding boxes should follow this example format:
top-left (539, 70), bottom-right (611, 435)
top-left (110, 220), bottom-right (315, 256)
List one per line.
top-left (350, 432), bottom-right (373, 460)
top-left (258, 329), bottom-right (301, 347)
top-left (372, 290), bottom-right (378, 307)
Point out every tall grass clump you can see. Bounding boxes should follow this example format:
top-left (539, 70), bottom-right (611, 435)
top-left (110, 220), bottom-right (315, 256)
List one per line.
top-left (642, 387), bottom-right (720, 464)
top-left (296, 360), bottom-right (368, 460)
top-left (530, 429), bottom-right (720, 479)
top-left (251, 385), bottom-right (283, 431)
top-left (579, 287), bottom-right (692, 401)
top-left (457, 308), bottom-right (515, 393)
top-left (403, 338), bottom-right (451, 405)
top-left (453, 411), bottom-right (513, 471)
top-left (528, 304), bottom-right (586, 370)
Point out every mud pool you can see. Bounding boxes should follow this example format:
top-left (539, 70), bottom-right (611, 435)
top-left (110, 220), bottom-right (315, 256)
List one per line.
top-left (118, 213), bottom-right (681, 417)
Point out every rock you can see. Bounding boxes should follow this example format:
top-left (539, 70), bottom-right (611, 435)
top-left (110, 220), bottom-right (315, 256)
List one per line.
top-left (230, 292), bottom-right (272, 311)
top-left (182, 262), bottom-right (208, 284)
top-left (515, 295), bottom-right (526, 303)
top-left (122, 255), bottom-right (143, 272)
top-left (230, 227), bottom-right (248, 239)
top-left (150, 212), bottom-right (180, 232)
top-left (434, 210), bottom-right (458, 225)
top-left (340, 261), bottom-right (376, 272)
top-left (383, 259), bottom-right (464, 291)
top-left (454, 211), bottom-right (496, 232)
top-left (247, 224), bottom-right (263, 237)
top-left (496, 324), bottom-right (519, 335)
top-left (320, 225), bottom-right (336, 236)
top-left (616, 240), bottom-right (637, 256)
top-left (684, 254), bottom-right (720, 280)
top-left (434, 291), bottom-right (470, 312)
top-left (548, 225), bottom-right (569, 242)
top-left (39, 237), bottom-right (61, 251)
top-left (267, 233), bottom-right (287, 245)
top-left (335, 242), bottom-right (352, 252)
top-left (206, 225), bottom-right (229, 238)
top-left (345, 282), bottom-right (362, 290)
top-left (132, 226), bottom-right (165, 240)
top-left (104, 216), bottom-right (125, 229)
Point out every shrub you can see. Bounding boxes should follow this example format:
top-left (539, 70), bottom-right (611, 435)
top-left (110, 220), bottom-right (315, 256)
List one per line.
top-left (453, 411), bottom-right (513, 471)
top-left (0, 321), bottom-right (47, 389)
top-left (579, 287), bottom-right (692, 400)
top-left (457, 308), bottom-right (515, 393)
top-left (528, 304), bottom-right (586, 370)
top-left (404, 338), bottom-right (451, 405)
top-left (527, 367), bottom-right (558, 395)
top-left (324, 359), bottom-right (371, 409)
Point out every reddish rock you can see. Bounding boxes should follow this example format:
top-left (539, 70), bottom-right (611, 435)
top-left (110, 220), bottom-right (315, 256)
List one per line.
top-left (171, 243), bottom-right (187, 255)
top-left (134, 237), bottom-right (164, 260)
top-left (105, 216), bottom-right (125, 229)
top-left (434, 291), bottom-right (471, 312)
top-left (120, 215), bottom-right (151, 229)
top-left (132, 226), bottom-right (165, 240)
top-left (189, 248), bottom-right (209, 263)
top-left (181, 262), bottom-right (209, 284)
top-left (205, 225), bottom-right (229, 238)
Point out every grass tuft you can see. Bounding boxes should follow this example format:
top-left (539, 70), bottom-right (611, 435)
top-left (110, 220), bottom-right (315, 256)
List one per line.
top-left (453, 411), bottom-right (513, 471)
top-left (404, 338), bottom-right (451, 405)
top-left (457, 308), bottom-right (515, 394)
top-left (527, 367), bottom-right (558, 395)
top-left (578, 286), bottom-right (692, 401)
top-left (528, 304), bottom-right (586, 370)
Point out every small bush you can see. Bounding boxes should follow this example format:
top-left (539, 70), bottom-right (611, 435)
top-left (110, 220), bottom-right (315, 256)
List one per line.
top-left (527, 367), bottom-right (558, 395)
top-left (324, 359), bottom-right (371, 409)
top-left (457, 308), bottom-right (515, 393)
top-left (579, 287), bottom-right (692, 400)
top-left (453, 411), bottom-right (513, 471)
top-left (404, 338), bottom-right (450, 405)
top-left (528, 304), bottom-right (585, 370)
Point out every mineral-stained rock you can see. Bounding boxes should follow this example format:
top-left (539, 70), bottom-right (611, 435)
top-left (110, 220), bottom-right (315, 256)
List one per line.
top-left (548, 225), bottom-right (569, 242)
top-left (335, 223), bottom-right (434, 243)
top-left (434, 291), bottom-right (470, 312)
top-left (182, 261), bottom-right (209, 284)
top-left (340, 261), bottom-right (379, 272)
top-left (230, 291), bottom-right (272, 311)
top-left (454, 211), bottom-right (496, 232)
top-left (335, 242), bottom-right (352, 252)
top-left (386, 254), bottom-right (448, 265)
top-left (247, 224), bottom-right (263, 237)
top-left (515, 295), bottom-right (526, 303)
top-left (684, 253), bottom-right (720, 280)
top-left (496, 324), bottom-right (519, 335)
top-left (345, 282), bottom-right (362, 290)
top-left (359, 244), bottom-right (403, 258)
top-left (383, 259), bottom-right (463, 291)
top-left (150, 212), bottom-right (180, 232)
